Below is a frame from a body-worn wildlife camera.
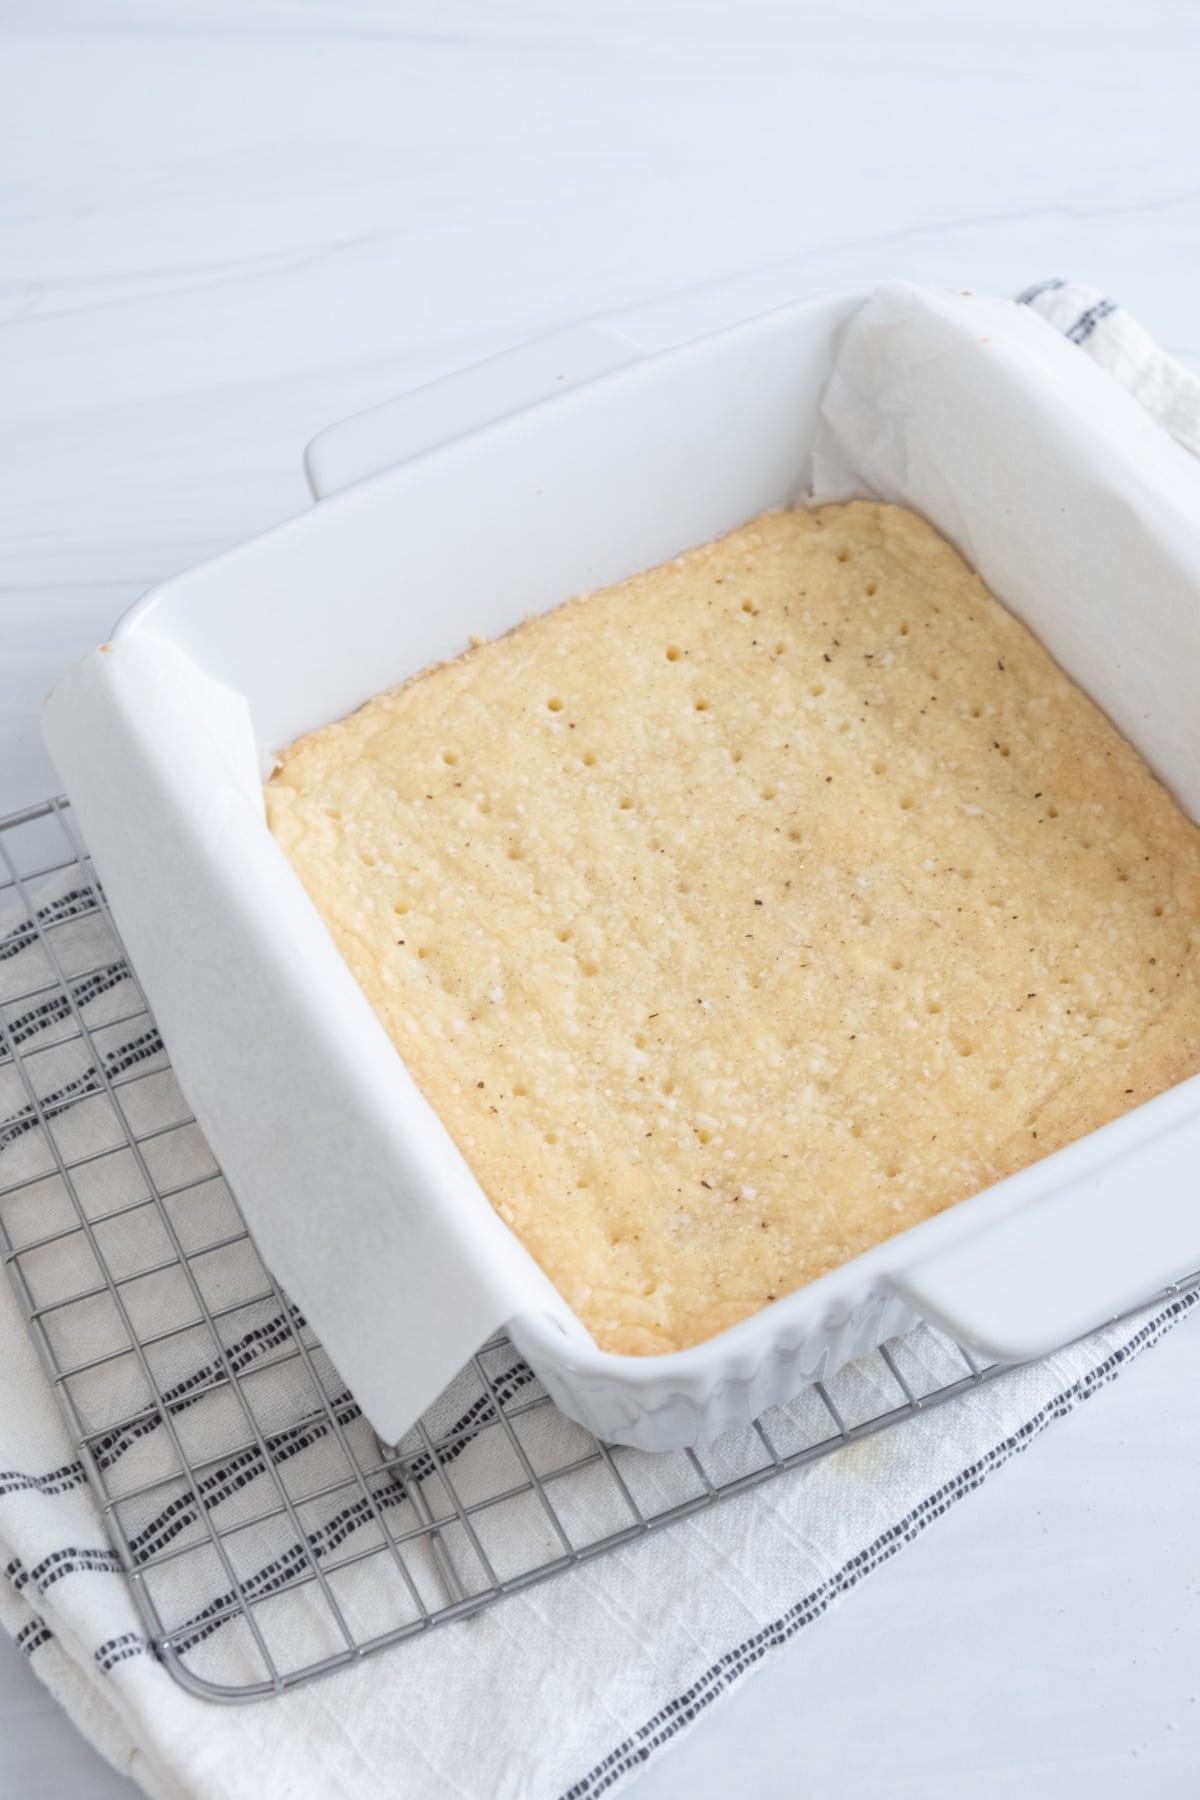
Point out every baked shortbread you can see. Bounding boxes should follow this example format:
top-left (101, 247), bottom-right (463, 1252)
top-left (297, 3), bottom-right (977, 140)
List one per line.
top-left (267, 504), bottom-right (1200, 1353)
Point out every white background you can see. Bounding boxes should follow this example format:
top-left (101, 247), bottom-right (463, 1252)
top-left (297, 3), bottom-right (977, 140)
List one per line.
top-left (3, 1), bottom-right (1200, 1793)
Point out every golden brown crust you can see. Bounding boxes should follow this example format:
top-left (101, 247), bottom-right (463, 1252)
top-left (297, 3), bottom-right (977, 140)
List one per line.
top-left (266, 504), bottom-right (1200, 1353)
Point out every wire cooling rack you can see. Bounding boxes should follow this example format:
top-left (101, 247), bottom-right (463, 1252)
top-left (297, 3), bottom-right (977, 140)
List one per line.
top-left (1, 795), bottom-right (1194, 1703)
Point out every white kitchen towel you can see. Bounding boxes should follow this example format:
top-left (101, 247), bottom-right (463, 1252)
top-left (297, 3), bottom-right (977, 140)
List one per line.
top-left (1015, 277), bottom-right (1200, 457)
top-left (2, 281), bottom-right (1199, 1800)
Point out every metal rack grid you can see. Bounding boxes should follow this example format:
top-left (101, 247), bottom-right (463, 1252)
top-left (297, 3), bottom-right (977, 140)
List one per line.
top-left (1, 796), bottom-right (1193, 1702)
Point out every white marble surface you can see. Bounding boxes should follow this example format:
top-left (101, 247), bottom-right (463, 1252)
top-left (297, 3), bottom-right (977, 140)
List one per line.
top-left (3, 0), bottom-right (1200, 1792)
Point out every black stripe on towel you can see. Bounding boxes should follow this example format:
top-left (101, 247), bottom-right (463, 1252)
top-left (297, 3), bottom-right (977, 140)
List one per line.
top-left (0, 962), bottom-right (132, 1058)
top-left (16, 1616), bottom-right (53, 1658)
top-left (0, 1023), bottom-right (163, 1152)
top-left (0, 888), bottom-right (100, 964)
top-left (0, 1456), bottom-right (88, 1501)
top-left (1066, 297), bottom-right (1118, 344)
top-left (1014, 276), bottom-right (1068, 306)
top-left (8, 1546), bottom-right (123, 1596)
top-left (95, 1630), bottom-right (149, 1672)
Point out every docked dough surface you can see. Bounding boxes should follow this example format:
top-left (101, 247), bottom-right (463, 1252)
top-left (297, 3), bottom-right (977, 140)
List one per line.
top-left (266, 503), bottom-right (1200, 1354)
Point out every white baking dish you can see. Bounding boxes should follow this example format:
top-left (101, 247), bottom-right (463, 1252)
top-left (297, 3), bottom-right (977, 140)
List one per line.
top-left (43, 282), bottom-right (1200, 1450)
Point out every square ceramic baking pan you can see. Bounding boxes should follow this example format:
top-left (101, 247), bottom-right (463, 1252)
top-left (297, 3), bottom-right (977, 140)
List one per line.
top-left (44, 282), bottom-right (1200, 1451)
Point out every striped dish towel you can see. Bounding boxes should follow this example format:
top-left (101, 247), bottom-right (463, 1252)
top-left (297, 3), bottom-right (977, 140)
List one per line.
top-left (2, 281), bottom-right (1199, 1800)
top-left (1015, 278), bottom-right (1200, 457)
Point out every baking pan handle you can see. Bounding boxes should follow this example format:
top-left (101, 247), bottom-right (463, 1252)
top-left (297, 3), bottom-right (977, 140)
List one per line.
top-left (887, 1091), bottom-right (1200, 1363)
top-left (303, 320), bottom-right (650, 501)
